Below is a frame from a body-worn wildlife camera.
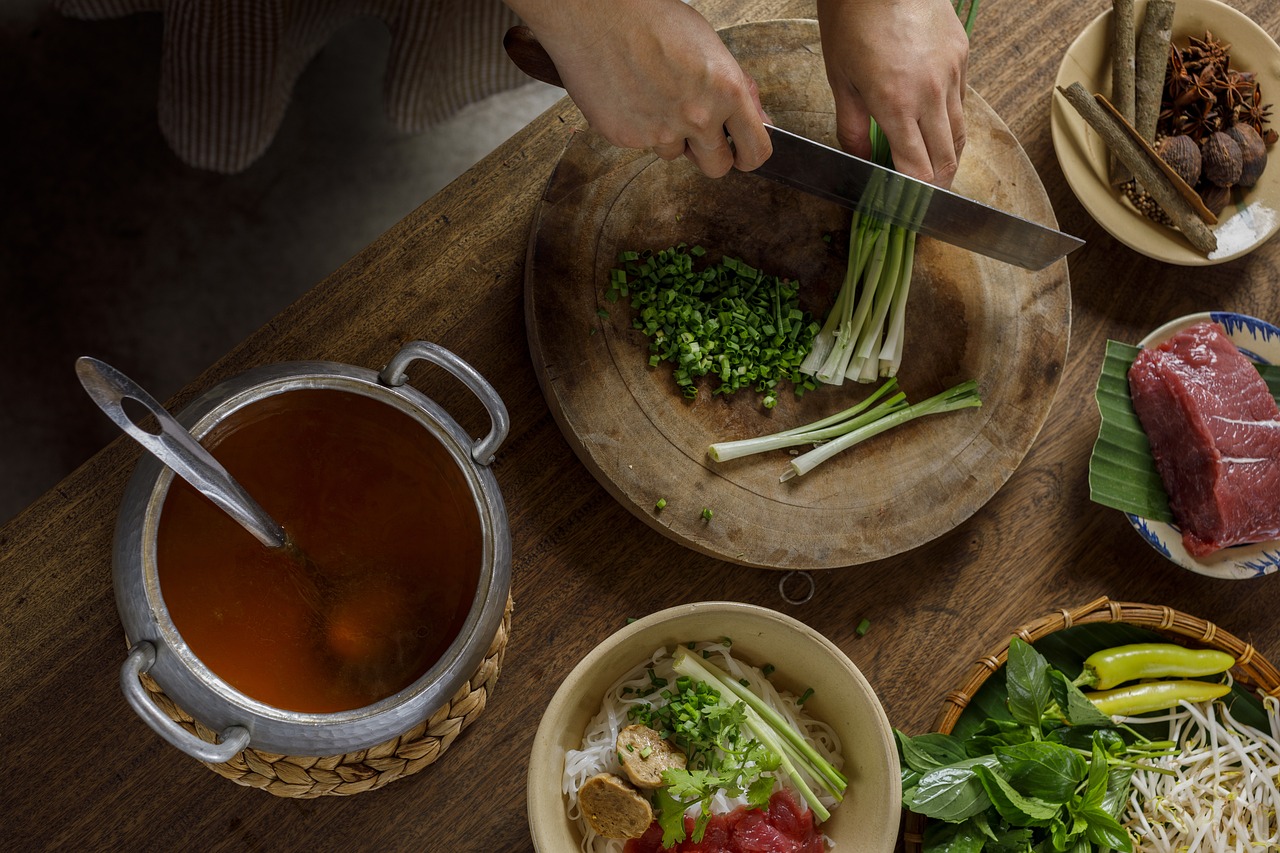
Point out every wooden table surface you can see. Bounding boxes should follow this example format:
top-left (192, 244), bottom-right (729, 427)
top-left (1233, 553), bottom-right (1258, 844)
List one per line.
top-left (4, 1), bottom-right (1279, 849)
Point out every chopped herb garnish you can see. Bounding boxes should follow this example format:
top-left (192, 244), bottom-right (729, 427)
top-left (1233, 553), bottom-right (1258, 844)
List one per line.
top-left (762, 664), bottom-right (776, 677)
top-left (798, 687), bottom-right (814, 705)
top-left (606, 244), bottom-right (818, 408)
top-left (855, 618), bottom-right (871, 637)
top-left (640, 746), bottom-right (653, 759)
top-left (701, 507), bottom-right (713, 521)
top-left (655, 498), bottom-right (667, 510)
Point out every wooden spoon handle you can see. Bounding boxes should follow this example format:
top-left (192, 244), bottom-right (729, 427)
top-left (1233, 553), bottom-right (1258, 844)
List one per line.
top-left (503, 25), bottom-right (564, 88)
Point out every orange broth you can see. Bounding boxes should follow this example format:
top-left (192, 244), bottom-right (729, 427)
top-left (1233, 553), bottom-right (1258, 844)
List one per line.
top-left (155, 389), bottom-right (483, 713)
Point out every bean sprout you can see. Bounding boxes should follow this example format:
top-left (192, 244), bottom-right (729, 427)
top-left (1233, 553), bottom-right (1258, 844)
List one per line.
top-left (1121, 688), bottom-right (1280, 851)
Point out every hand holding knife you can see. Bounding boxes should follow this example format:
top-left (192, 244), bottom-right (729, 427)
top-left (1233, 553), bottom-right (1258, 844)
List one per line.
top-left (502, 25), bottom-right (1082, 270)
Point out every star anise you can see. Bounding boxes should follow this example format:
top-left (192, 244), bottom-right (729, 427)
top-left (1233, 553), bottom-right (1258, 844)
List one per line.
top-left (1236, 82), bottom-right (1274, 136)
top-left (1172, 66), bottom-right (1220, 110)
top-left (1183, 31), bottom-right (1232, 74)
top-left (1176, 102), bottom-right (1222, 142)
top-left (1164, 45), bottom-right (1193, 102)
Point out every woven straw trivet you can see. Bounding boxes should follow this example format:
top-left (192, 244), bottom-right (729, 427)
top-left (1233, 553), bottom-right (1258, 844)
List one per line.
top-left (135, 595), bottom-right (512, 798)
top-left (903, 596), bottom-right (1280, 851)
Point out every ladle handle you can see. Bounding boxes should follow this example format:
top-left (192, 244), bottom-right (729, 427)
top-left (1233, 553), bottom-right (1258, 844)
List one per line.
top-left (75, 357), bottom-right (288, 549)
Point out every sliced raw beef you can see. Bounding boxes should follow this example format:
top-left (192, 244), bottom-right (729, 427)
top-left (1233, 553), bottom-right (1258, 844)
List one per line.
top-left (1128, 321), bottom-right (1280, 557)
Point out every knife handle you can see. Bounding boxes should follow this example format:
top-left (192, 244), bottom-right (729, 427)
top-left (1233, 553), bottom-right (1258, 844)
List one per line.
top-left (503, 26), bottom-right (565, 89)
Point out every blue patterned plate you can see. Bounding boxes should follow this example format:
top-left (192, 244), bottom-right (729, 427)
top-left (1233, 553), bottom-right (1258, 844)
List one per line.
top-left (1129, 311), bottom-right (1280, 579)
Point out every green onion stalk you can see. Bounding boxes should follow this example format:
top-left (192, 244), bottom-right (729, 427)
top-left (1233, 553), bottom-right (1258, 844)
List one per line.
top-left (707, 377), bottom-right (981, 480)
top-left (800, 0), bottom-right (979, 385)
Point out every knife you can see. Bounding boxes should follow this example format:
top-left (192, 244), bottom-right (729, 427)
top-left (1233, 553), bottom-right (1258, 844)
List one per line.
top-left (502, 25), bottom-right (1083, 271)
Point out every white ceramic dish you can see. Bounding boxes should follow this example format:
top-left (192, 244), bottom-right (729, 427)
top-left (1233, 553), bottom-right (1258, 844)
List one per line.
top-left (526, 601), bottom-right (901, 851)
top-left (1128, 311), bottom-right (1280, 578)
top-left (1051, 0), bottom-right (1280, 265)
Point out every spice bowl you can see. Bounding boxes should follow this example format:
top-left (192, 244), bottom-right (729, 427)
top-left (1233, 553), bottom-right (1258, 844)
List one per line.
top-left (526, 601), bottom-right (900, 852)
top-left (1051, 0), bottom-right (1280, 264)
top-left (901, 597), bottom-right (1280, 851)
top-left (1119, 311), bottom-right (1280, 579)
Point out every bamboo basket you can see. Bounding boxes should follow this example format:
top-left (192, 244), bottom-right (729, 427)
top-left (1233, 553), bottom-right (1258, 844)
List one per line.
top-left (136, 596), bottom-right (512, 799)
top-left (902, 596), bottom-right (1280, 851)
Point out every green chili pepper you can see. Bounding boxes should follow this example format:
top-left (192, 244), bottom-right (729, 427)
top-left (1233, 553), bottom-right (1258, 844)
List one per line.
top-left (1084, 679), bottom-right (1231, 716)
top-left (1074, 643), bottom-right (1235, 690)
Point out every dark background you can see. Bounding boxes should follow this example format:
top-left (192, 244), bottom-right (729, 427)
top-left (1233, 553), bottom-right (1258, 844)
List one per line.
top-left (0, 1), bottom-right (557, 523)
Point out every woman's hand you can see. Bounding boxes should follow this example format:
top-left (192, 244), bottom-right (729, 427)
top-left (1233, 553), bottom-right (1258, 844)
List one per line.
top-left (816, 0), bottom-right (970, 188)
top-left (505, 0), bottom-right (772, 177)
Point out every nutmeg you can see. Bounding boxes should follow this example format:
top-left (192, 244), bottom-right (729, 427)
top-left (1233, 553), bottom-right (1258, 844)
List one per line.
top-left (1201, 131), bottom-right (1244, 187)
top-left (1157, 135), bottom-right (1202, 186)
top-left (1198, 182), bottom-right (1232, 217)
top-left (1225, 123), bottom-right (1268, 187)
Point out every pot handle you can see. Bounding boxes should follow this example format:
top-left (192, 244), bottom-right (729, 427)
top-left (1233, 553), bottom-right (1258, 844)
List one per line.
top-left (121, 641), bottom-right (251, 764)
top-left (379, 342), bottom-right (510, 466)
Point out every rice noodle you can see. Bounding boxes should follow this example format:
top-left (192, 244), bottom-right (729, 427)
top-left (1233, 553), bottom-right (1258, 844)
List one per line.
top-left (562, 640), bottom-right (845, 853)
top-left (1121, 689), bottom-right (1280, 851)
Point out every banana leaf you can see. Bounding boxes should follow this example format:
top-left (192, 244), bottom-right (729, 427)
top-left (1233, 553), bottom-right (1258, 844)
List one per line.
top-left (1086, 340), bottom-right (1280, 523)
top-left (952, 623), bottom-right (1270, 740)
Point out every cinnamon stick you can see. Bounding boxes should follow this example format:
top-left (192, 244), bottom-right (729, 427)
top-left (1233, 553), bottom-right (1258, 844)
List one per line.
top-left (1056, 82), bottom-right (1217, 254)
top-left (1110, 0), bottom-right (1137, 184)
top-left (1135, 0), bottom-right (1176, 144)
top-left (1093, 92), bottom-right (1216, 224)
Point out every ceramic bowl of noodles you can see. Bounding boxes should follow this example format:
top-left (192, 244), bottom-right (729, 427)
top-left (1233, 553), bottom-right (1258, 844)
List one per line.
top-left (526, 600), bottom-right (900, 852)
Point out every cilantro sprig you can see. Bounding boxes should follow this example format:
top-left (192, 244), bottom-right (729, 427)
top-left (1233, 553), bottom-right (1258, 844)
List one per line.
top-left (628, 674), bottom-right (780, 845)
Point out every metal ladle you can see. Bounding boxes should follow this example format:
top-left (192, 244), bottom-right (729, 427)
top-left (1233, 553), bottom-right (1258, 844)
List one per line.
top-left (75, 357), bottom-right (326, 610)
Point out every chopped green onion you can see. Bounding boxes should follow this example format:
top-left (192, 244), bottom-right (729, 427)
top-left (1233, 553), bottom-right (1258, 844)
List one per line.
top-left (606, 245), bottom-right (818, 406)
top-left (799, 688), bottom-right (815, 705)
top-left (855, 618), bottom-right (871, 637)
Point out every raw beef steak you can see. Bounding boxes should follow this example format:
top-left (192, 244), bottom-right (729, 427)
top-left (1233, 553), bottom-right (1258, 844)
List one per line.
top-left (1128, 321), bottom-right (1280, 557)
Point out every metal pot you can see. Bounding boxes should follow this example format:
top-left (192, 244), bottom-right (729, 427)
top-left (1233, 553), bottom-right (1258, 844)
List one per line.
top-left (113, 342), bottom-right (511, 762)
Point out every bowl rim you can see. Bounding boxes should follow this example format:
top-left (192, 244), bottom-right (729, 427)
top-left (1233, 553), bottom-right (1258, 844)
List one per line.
top-left (1050, 0), bottom-right (1280, 265)
top-left (1125, 311), bottom-right (1280, 579)
top-left (526, 600), bottom-right (901, 852)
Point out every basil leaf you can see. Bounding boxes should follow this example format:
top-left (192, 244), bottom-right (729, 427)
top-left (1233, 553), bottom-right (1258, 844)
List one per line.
top-left (1102, 766), bottom-right (1133, 820)
top-left (1083, 735), bottom-right (1110, 809)
top-left (1065, 836), bottom-right (1093, 853)
top-left (973, 764), bottom-right (1060, 826)
top-left (1082, 805), bottom-right (1134, 852)
top-left (985, 827), bottom-right (1035, 853)
top-left (1049, 669), bottom-right (1113, 728)
top-left (1005, 638), bottom-right (1053, 730)
top-left (910, 756), bottom-right (1000, 822)
top-left (966, 718), bottom-right (1036, 756)
top-left (898, 729), bottom-right (970, 773)
top-left (922, 817), bottom-right (987, 853)
top-left (1049, 815), bottom-right (1071, 850)
top-left (902, 766), bottom-right (923, 811)
top-left (993, 741), bottom-right (1087, 804)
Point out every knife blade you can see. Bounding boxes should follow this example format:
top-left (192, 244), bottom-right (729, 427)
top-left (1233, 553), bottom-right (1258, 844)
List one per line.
top-left (758, 125), bottom-right (1081, 271)
top-left (501, 25), bottom-right (1082, 271)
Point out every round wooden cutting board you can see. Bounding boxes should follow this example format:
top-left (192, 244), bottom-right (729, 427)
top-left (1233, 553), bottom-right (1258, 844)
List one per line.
top-left (524, 19), bottom-right (1071, 570)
